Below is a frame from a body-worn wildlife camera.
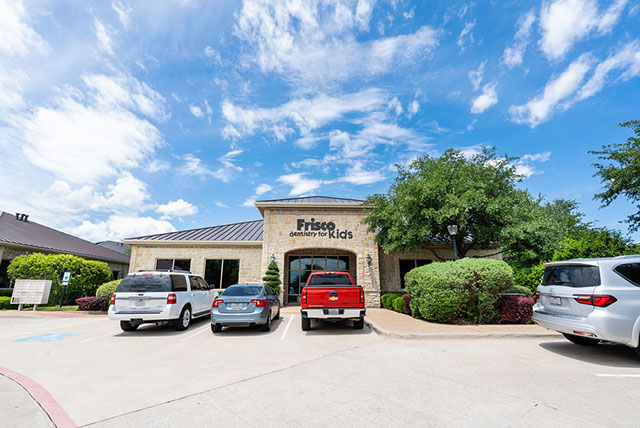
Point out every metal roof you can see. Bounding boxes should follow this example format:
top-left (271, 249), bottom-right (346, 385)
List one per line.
top-left (0, 212), bottom-right (130, 264)
top-left (127, 219), bottom-right (264, 242)
top-left (255, 196), bottom-right (364, 204)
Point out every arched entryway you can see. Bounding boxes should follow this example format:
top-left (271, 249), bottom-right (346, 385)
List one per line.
top-left (283, 248), bottom-right (357, 305)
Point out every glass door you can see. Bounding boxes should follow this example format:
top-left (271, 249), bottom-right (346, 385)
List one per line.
top-left (287, 255), bottom-right (351, 304)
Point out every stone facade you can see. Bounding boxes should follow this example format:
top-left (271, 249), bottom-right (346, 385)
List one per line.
top-left (129, 244), bottom-right (263, 288)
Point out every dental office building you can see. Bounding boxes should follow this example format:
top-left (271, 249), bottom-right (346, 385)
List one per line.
top-left (124, 196), bottom-right (501, 307)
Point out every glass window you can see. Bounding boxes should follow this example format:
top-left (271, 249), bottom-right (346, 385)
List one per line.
top-left (299, 257), bottom-right (313, 271)
top-left (198, 277), bottom-right (210, 289)
top-left (205, 260), bottom-right (222, 287)
top-left (399, 259), bottom-right (432, 288)
top-left (338, 256), bottom-right (349, 271)
top-left (306, 273), bottom-right (353, 286)
top-left (189, 276), bottom-right (201, 290)
top-left (171, 275), bottom-right (188, 292)
top-left (221, 285), bottom-right (263, 296)
top-left (156, 259), bottom-right (172, 270)
top-left (118, 274), bottom-right (173, 292)
top-left (289, 256), bottom-right (300, 270)
top-left (222, 260), bottom-right (240, 287)
top-left (326, 257), bottom-right (339, 271)
top-left (615, 263), bottom-right (640, 287)
top-left (542, 265), bottom-right (601, 287)
top-left (174, 259), bottom-right (191, 271)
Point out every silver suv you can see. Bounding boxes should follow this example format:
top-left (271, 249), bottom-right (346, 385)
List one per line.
top-left (108, 270), bottom-right (216, 332)
top-left (533, 256), bottom-right (640, 355)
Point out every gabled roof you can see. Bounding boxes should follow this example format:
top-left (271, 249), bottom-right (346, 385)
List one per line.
top-left (255, 196), bottom-right (364, 204)
top-left (96, 240), bottom-right (131, 255)
top-left (0, 212), bottom-right (130, 264)
top-left (126, 219), bottom-right (264, 242)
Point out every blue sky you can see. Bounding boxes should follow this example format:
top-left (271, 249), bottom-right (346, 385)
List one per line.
top-left (1, 0), bottom-right (639, 241)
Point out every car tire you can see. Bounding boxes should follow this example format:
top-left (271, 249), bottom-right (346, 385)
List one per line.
top-left (173, 306), bottom-right (192, 331)
top-left (211, 324), bottom-right (222, 333)
top-left (261, 314), bottom-right (272, 332)
top-left (562, 333), bottom-right (600, 346)
top-left (274, 306), bottom-right (280, 320)
top-left (301, 317), bottom-right (311, 331)
top-left (120, 321), bottom-right (138, 332)
top-left (353, 318), bottom-right (364, 329)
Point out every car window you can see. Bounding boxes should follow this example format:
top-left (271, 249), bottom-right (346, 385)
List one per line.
top-left (198, 277), bottom-right (210, 290)
top-left (614, 263), bottom-right (640, 287)
top-left (307, 273), bottom-right (353, 286)
top-left (171, 275), bottom-right (188, 292)
top-left (542, 265), bottom-right (600, 287)
top-left (117, 274), bottom-right (179, 292)
top-left (264, 286), bottom-right (273, 295)
top-left (189, 276), bottom-right (201, 290)
top-left (221, 285), bottom-right (263, 296)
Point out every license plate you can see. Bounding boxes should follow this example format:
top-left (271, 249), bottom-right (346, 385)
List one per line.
top-left (135, 299), bottom-right (145, 307)
top-left (231, 303), bottom-right (242, 310)
top-left (549, 296), bottom-right (562, 306)
top-left (328, 309), bottom-right (339, 315)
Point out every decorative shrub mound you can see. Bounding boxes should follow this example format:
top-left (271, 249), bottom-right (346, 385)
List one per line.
top-left (76, 297), bottom-right (108, 312)
top-left (405, 258), bottom-right (514, 324)
top-left (381, 292), bottom-right (402, 309)
top-left (0, 296), bottom-right (18, 309)
top-left (503, 284), bottom-right (533, 296)
top-left (499, 295), bottom-right (535, 323)
top-left (7, 253), bottom-right (113, 305)
top-left (392, 295), bottom-right (405, 313)
top-left (96, 279), bottom-right (122, 301)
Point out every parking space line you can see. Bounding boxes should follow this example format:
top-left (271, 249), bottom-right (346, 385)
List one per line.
top-left (280, 315), bottom-right (294, 340)
top-left (595, 374), bottom-right (640, 378)
top-left (80, 331), bottom-right (120, 342)
top-left (180, 325), bottom-right (210, 341)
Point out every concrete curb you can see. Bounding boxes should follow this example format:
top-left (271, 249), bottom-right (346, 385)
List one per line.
top-left (364, 318), bottom-right (561, 340)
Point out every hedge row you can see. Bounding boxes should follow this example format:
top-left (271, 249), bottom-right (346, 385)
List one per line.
top-left (96, 279), bottom-right (122, 301)
top-left (76, 297), bottom-right (109, 311)
top-left (381, 292), bottom-right (412, 316)
top-left (0, 296), bottom-right (17, 310)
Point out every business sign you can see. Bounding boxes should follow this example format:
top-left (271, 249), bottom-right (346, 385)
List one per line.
top-left (289, 218), bottom-right (354, 239)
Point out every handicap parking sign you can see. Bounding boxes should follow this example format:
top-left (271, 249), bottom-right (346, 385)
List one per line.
top-left (13, 333), bottom-right (76, 342)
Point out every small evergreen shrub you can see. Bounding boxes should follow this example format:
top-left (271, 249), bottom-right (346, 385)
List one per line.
top-left (96, 279), bottom-right (122, 301)
top-left (262, 260), bottom-right (282, 294)
top-left (76, 297), bottom-right (108, 311)
top-left (381, 292), bottom-right (402, 309)
top-left (513, 263), bottom-right (545, 294)
top-left (392, 295), bottom-right (405, 313)
top-left (0, 289), bottom-right (13, 297)
top-left (0, 296), bottom-right (18, 309)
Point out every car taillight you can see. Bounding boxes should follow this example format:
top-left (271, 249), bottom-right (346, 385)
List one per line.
top-left (359, 288), bottom-right (364, 307)
top-left (533, 292), bottom-right (540, 302)
top-left (574, 294), bottom-right (617, 307)
top-left (110, 294), bottom-right (115, 305)
top-left (167, 293), bottom-right (177, 304)
top-left (212, 299), bottom-right (223, 308)
top-left (301, 288), bottom-right (307, 304)
top-left (250, 299), bottom-right (265, 307)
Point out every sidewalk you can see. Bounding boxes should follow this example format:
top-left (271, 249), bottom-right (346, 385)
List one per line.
top-left (0, 373), bottom-right (55, 428)
top-left (365, 308), bottom-right (559, 340)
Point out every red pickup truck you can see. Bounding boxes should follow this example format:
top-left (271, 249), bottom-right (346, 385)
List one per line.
top-left (300, 271), bottom-right (365, 331)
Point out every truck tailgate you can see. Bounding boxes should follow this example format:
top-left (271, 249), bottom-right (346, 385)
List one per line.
top-left (304, 286), bottom-right (362, 308)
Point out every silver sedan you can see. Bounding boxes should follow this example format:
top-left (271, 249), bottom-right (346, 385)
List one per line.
top-left (211, 284), bottom-right (280, 333)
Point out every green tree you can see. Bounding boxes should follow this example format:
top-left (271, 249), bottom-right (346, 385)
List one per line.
top-left (262, 260), bottom-right (282, 294)
top-left (363, 147), bottom-right (523, 258)
top-left (552, 228), bottom-right (639, 261)
top-left (590, 120), bottom-right (640, 231)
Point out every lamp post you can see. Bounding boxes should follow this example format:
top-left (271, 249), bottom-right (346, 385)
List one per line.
top-left (447, 225), bottom-right (459, 261)
top-left (270, 253), bottom-right (275, 262)
top-left (366, 253), bottom-right (372, 267)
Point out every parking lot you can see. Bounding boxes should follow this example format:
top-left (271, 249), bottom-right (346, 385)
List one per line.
top-left (2, 310), bottom-right (640, 428)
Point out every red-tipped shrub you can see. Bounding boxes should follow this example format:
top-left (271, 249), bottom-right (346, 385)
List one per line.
top-left (402, 294), bottom-right (412, 315)
top-left (499, 295), bottom-right (534, 323)
top-left (76, 297), bottom-right (108, 312)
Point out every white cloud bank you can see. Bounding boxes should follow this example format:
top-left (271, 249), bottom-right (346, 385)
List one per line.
top-left (156, 199), bottom-right (198, 219)
top-left (502, 10), bottom-right (535, 68)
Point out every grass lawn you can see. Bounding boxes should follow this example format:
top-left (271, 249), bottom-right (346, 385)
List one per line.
top-left (28, 305), bottom-right (78, 311)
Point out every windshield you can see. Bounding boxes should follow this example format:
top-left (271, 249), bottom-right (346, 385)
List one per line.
top-left (307, 273), bottom-right (353, 286)
top-left (221, 285), bottom-right (263, 296)
top-left (542, 265), bottom-right (600, 287)
top-left (117, 274), bottom-right (187, 292)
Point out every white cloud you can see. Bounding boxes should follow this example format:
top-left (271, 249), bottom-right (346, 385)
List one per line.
top-left (403, 7), bottom-right (415, 19)
top-left (0, 65), bottom-right (27, 114)
top-left (338, 161), bottom-right (386, 185)
top-left (514, 151), bottom-right (552, 178)
top-left (189, 105), bottom-right (204, 117)
top-left (388, 97), bottom-right (403, 116)
top-left (72, 215), bottom-right (176, 241)
top-left (155, 199), bottom-right (198, 219)
top-left (242, 183), bottom-right (273, 206)
top-left (539, 0), bottom-right (628, 60)
top-left (234, 0), bottom-right (441, 85)
top-left (112, 1), bottom-right (133, 28)
top-left (509, 54), bottom-right (593, 126)
top-left (204, 46), bottom-right (221, 62)
top-left (407, 100), bottom-right (420, 118)
top-left (181, 150), bottom-right (244, 182)
top-left (0, 0), bottom-right (47, 56)
top-left (502, 10), bottom-right (535, 68)
top-left (278, 173), bottom-right (323, 196)
top-left (457, 21), bottom-right (475, 51)
top-left (470, 82), bottom-right (498, 114)
top-left (214, 201), bottom-right (228, 208)
top-left (94, 18), bottom-right (114, 55)
top-left (468, 61), bottom-right (486, 91)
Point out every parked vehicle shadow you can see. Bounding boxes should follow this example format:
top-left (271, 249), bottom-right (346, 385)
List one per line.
top-left (113, 316), bottom-right (211, 337)
top-left (303, 319), bottom-right (373, 336)
top-left (539, 341), bottom-right (640, 367)
top-left (211, 318), bottom-right (284, 336)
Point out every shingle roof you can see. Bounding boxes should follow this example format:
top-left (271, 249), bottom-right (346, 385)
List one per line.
top-left (255, 196), bottom-right (364, 204)
top-left (127, 219), bottom-right (264, 242)
top-left (96, 240), bottom-right (131, 255)
top-left (0, 212), bottom-right (130, 264)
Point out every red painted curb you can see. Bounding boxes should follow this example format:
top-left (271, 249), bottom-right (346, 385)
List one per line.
top-left (0, 366), bottom-right (76, 428)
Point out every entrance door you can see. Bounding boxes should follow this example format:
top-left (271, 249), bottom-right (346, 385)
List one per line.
top-left (287, 255), bottom-right (350, 304)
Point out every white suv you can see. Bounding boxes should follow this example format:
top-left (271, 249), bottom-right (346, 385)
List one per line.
top-left (108, 270), bottom-right (216, 332)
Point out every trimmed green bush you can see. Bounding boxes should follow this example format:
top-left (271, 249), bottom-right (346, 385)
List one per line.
top-left (392, 295), bottom-right (405, 313)
top-left (262, 260), bottom-right (282, 294)
top-left (7, 253), bottom-right (113, 305)
top-left (0, 296), bottom-right (17, 309)
top-left (96, 279), bottom-right (122, 301)
top-left (381, 292), bottom-right (402, 309)
top-left (0, 289), bottom-right (13, 297)
top-left (405, 258), bottom-right (514, 324)
top-left (503, 284), bottom-right (533, 296)
top-left (513, 263), bottom-right (545, 294)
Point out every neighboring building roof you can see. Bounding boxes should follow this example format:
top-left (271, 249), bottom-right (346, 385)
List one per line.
top-left (255, 196), bottom-right (364, 204)
top-left (126, 219), bottom-right (264, 243)
top-left (96, 240), bottom-right (131, 255)
top-left (0, 212), bottom-right (130, 264)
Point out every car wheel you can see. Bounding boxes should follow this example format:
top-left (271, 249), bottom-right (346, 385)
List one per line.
top-left (353, 318), bottom-right (364, 329)
top-left (173, 306), bottom-right (192, 331)
top-left (261, 313), bottom-right (272, 332)
top-left (211, 324), bottom-right (222, 333)
top-left (274, 306), bottom-right (280, 320)
top-left (562, 333), bottom-right (600, 346)
top-left (120, 321), bottom-right (138, 332)
top-left (301, 317), bottom-right (311, 331)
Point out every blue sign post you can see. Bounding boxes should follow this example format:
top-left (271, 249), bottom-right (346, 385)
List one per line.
top-left (59, 269), bottom-right (72, 307)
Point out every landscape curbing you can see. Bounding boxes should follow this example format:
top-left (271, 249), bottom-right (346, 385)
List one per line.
top-left (364, 317), bottom-right (561, 340)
